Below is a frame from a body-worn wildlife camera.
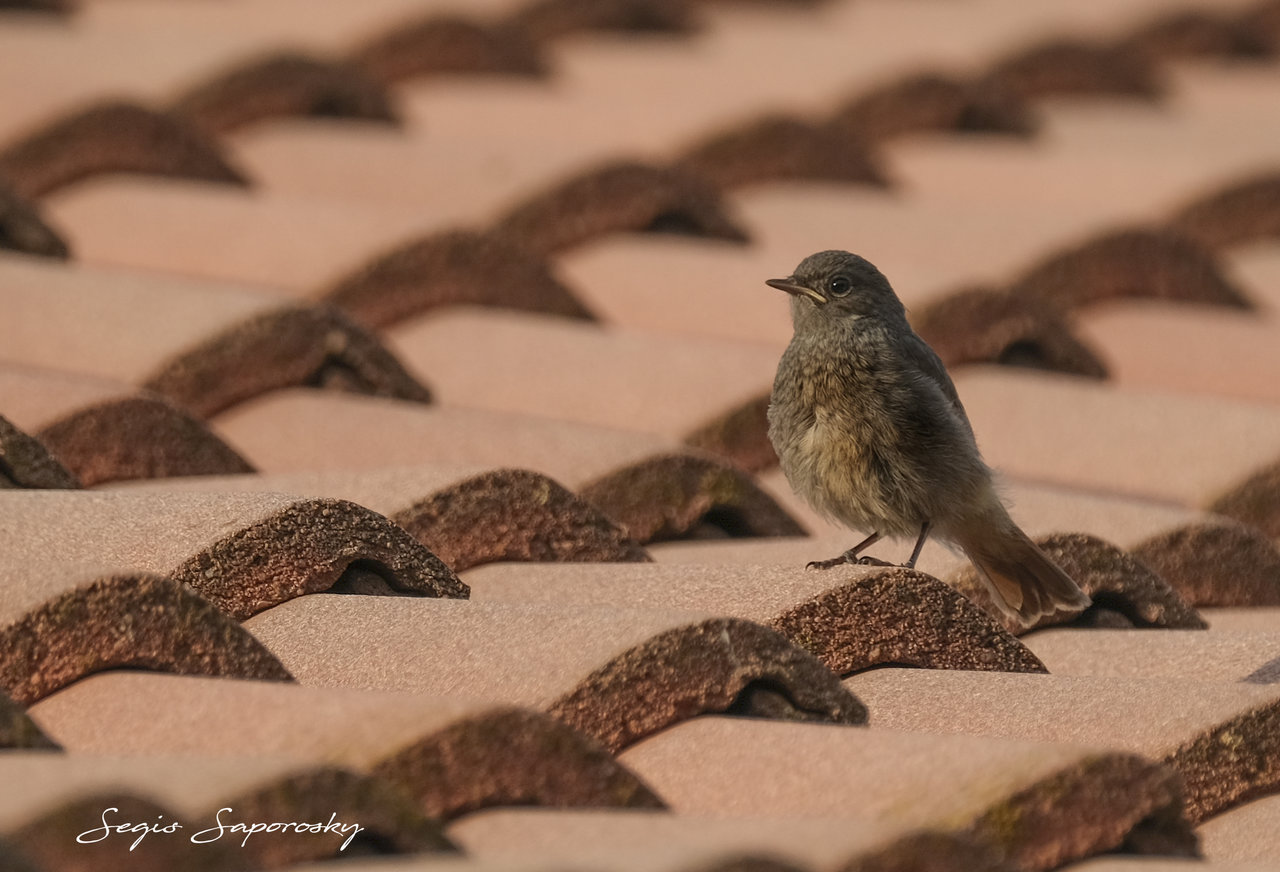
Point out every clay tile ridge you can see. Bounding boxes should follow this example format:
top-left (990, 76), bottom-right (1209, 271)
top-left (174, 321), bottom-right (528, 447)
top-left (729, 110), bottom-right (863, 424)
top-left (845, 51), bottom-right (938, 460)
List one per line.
top-left (492, 160), bottom-right (752, 256)
top-left (34, 392), bottom-right (254, 487)
top-left (950, 532), bottom-right (1207, 635)
top-left (1120, 7), bottom-right (1276, 61)
top-left (141, 302), bottom-right (431, 419)
top-left (0, 181), bottom-right (70, 259)
top-left (1170, 694), bottom-right (1280, 824)
top-left (0, 691), bottom-right (58, 750)
top-left (578, 450), bottom-right (805, 543)
top-left (1168, 169), bottom-right (1280, 251)
top-left (390, 467), bottom-right (651, 570)
top-left (978, 37), bottom-right (1165, 101)
top-left (912, 285), bottom-right (1108, 378)
top-left (3, 491), bottom-right (466, 621)
top-left (1244, 0), bottom-right (1280, 50)
top-left (373, 706), bottom-right (665, 819)
top-left (347, 13), bottom-right (548, 84)
top-left (0, 415), bottom-right (79, 489)
top-left (675, 112), bottom-right (889, 191)
top-left (0, 0), bottom-right (69, 12)
top-left (0, 101), bottom-right (248, 200)
top-left (0, 568), bottom-right (290, 704)
top-left (772, 566), bottom-right (1048, 676)
top-left (7, 764), bottom-right (451, 870)
top-left (169, 51), bottom-right (401, 135)
top-left (829, 70), bottom-right (1039, 143)
top-left (323, 228), bottom-right (596, 330)
top-left (507, 0), bottom-right (702, 42)
top-left (1008, 227), bottom-right (1253, 311)
top-left (1132, 518), bottom-right (1280, 607)
top-left (547, 616), bottom-right (867, 751)
top-left (1208, 455), bottom-right (1280, 539)
top-left (683, 393), bottom-right (776, 473)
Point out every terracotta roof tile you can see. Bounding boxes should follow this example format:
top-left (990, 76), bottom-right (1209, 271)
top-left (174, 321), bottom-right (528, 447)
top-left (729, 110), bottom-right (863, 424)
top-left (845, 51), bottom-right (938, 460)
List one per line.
top-left (912, 285), bottom-right (1108, 377)
top-left (953, 367), bottom-right (1280, 507)
top-left (675, 113), bottom-right (888, 191)
top-left (1132, 519), bottom-right (1280, 607)
top-left (1198, 608), bottom-right (1280, 633)
top-left (323, 228), bottom-right (596, 330)
top-left (0, 691), bottom-right (58, 751)
top-left (1208, 455), bottom-right (1280, 538)
top-left (1, 364), bottom-right (254, 486)
top-left (0, 564), bottom-right (290, 705)
top-left (143, 302), bottom-right (431, 417)
top-left (949, 531), bottom-right (1206, 635)
top-left (844, 668), bottom-right (1280, 823)
top-left (1198, 793), bottom-right (1280, 863)
top-left (0, 490), bottom-right (464, 620)
top-left (466, 563), bottom-right (1046, 676)
top-left (1120, 7), bottom-right (1276, 60)
top-left (0, 414), bottom-right (79, 489)
top-left (213, 390), bottom-right (668, 479)
top-left (1024, 628), bottom-right (1280, 683)
top-left (682, 393), bottom-right (775, 473)
top-left (620, 718), bottom-right (1192, 870)
top-left (0, 182), bottom-right (69, 258)
top-left (492, 160), bottom-right (751, 255)
top-left (0, 753), bottom-right (450, 869)
top-left (1168, 170), bottom-right (1280, 251)
top-left (509, 0), bottom-right (700, 42)
top-left (0, 101), bottom-right (248, 200)
top-left (28, 673), bottom-right (662, 819)
top-left (169, 51), bottom-right (400, 134)
top-left (1008, 227), bottom-right (1253, 311)
top-left (245, 596), bottom-right (865, 751)
top-left (386, 309), bottom-right (776, 439)
top-left (830, 71), bottom-right (1038, 143)
top-left (578, 451), bottom-right (804, 542)
top-left (125, 464), bottom-right (650, 570)
top-left (350, 15), bottom-right (548, 84)
top-left (449, 809), bottom-right (1007, 872)
top-left (979, 38), bottom-right (1166, 102)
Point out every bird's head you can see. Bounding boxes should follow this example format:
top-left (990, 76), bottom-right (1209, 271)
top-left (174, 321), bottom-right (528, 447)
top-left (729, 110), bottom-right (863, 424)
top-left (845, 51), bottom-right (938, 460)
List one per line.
top-left (767, 250), bottom-right (905, 331)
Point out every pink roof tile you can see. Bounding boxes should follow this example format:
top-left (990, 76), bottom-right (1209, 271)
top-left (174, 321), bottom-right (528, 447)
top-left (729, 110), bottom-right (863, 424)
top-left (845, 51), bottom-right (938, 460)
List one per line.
top-left (245, 596), bottom-right (864, 751)
top-left (619, 717), bottom-right (1192, 870)
top-left (465, 563), bottom-right (1045, 675)
top-left (1025, 628), bottom-right (1280, 682)
top-left (0, 490), bottom-right (463, 620)
top-left (1198, 793), bottom-right (1280, 863)
top-left (28, 672), bottom-right (661, 819)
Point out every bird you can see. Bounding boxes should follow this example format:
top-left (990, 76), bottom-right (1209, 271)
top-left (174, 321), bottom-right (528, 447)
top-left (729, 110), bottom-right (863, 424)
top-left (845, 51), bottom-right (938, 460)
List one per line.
top-left (766, 249), bottom-right (1091, 628)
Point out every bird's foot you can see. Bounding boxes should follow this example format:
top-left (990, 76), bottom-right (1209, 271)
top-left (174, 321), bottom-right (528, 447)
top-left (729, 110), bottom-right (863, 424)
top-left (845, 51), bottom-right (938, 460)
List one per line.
top-left (805, 553), bottom-right (894, 570)
top-left (855, 555), bottom-right (895, 567)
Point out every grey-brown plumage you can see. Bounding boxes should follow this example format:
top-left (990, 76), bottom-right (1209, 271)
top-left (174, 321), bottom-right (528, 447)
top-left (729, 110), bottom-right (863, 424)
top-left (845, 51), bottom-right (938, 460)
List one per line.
top-left (766, 250), bottom-right (1090, 628)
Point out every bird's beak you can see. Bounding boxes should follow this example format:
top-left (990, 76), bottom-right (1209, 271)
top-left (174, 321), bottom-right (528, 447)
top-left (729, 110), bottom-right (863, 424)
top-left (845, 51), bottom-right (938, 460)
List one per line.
top-left (766, 277), bottom-right (826, 305)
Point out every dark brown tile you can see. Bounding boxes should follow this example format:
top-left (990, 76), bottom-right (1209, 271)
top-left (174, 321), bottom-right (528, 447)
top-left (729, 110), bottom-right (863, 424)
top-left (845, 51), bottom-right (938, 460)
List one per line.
top-left (170, 51), bottom-right (399, 135)
top-left (322, 228), bottom-right (595, 330)
top-left (0, 563), bottom-right (290, 704)
top-left (0, 689), bottom-right (59, 750)
top-left (1132, 520), bottom-right (1280, 607)
top-left (245, 596), bottom-right (864, 751)
top-left (347, 14), bottom-right (547, 83)
top-left (949, 532), bottom-right (1206, 635)
top-left (508, 0), bottom-right (700, 42)
top-left (0, 182), bottom-right (69, 258)
top-left (0, 100), bottom-right (248, 199)
top-left (1209, 455), bottom-right (1280, 539)
top-left (0, 490), bottom-right (464, 621)
top-left (123, 464), bottom-right (650, 571)
top-left (1168, 169), bottom-right (1280, 252)
top-left (979, 38), bottom-right (1165, 102)
top-left (0, 412), bottom-right (79, 489)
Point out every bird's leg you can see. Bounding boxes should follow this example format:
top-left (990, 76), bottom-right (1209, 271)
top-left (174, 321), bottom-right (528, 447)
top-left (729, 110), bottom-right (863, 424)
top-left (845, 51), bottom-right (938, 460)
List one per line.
top-left (806, 531), bottom-right (887, 570)
top-left (903, 521), bottom-right (932, 569)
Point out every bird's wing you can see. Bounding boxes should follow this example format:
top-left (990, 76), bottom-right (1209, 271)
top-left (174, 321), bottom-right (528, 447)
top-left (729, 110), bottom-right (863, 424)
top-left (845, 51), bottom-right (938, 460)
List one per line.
top-left (901, 330), bottom-right (975, 433)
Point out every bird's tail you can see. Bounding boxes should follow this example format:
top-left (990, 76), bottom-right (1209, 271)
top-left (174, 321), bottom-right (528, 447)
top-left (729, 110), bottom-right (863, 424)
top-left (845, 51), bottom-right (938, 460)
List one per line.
top-left (954, 512), bottom-right (1091, 629)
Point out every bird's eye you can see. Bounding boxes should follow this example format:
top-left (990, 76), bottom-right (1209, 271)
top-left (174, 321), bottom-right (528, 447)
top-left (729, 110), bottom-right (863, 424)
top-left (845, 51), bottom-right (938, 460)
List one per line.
top-left (828, 275), bottom-right (852, 296)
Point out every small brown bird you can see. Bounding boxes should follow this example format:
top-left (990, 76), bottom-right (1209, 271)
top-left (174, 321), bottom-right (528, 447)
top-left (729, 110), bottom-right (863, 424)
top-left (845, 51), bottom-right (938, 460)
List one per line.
top-left (766, 250), bottom-right (1090, 627)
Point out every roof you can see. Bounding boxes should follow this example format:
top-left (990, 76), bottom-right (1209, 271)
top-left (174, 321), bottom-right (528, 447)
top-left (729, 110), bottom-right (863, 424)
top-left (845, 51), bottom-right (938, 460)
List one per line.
top-left (3, 0), bottom-right (1280, 870)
